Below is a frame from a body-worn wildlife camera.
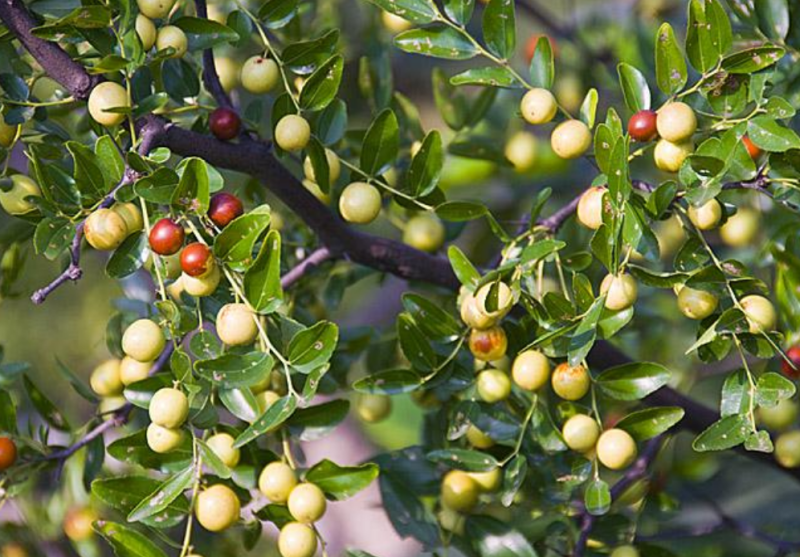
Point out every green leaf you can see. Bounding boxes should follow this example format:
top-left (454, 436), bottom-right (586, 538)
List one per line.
top-left (305, 460), bottom-right (379, 500)
top-left (443, 0), bottom-right (475, 25)
top-left (436, 200), bottom-right (487, 221)
top-left (360, 108), bottom-right (399, 176)
top-left (394, 25), bottom-right (479, 60)
top-left (450, 66), bottom-right (521, 88)
top-left (288, 321), bottom-right (339, 374)
top-left (528, 36), bottom-right (553, 88)
top-left (580, 88), bottom-right (599, 128)
top-left (755, 372), bottom-right (796, 407)
top-left (365, 0), bottom-right (438, 23)
top-left (482, 0), bottom-right (515, 59)
top-left (686, 0), bottom-right (719, 72)
top-left (243, 230), bottom-right (283, 313)
top-left (195, 353), bottom-right (274, 388)
top-left (287, 399), bottom-right (350, 441)
top-left (171, 157), bottom-right (210, 214)
top-left (106, 232), bottom-right (149, 279)
top-left (128, 465), bottom-right (194, 522)
top-left (233, 394), bottom-right (297, 448)
top-left (401, 293), bottom-right (462, 340)
top-left (134, 168), bottom-right (179, 204)
top-left (299, 55), bottom-right (344, 112)
top-left (281, 30), bottom-right (339, 74)
top-left (352, 369), bottom-right (422, 395)
top-left (448, 245), bottom-right (480, 288)
top-left (755, 0), bottom-right (789, 40)
top-left (218, 387), bottom-right (260, 423)
top-left (721, 46), bottom-right (784, 73)
top-left (107, 430), bottom-right (192, 470)
top-left (197, 439), bottom-right (232, 479)
top-left (92, 476), bottom-right (189, 529)
top-left (467, 516), bottom-right (539, 557)
top-left (24, 375), bottom-right (69, 430)
top-left (706, 0), bottom-right (733, 57)
top-left (94, 521), bottom-right (168, 557)
top-left (397, 313), bottom-right (437, 372)
top-left (655, 23), bottom-right (687, 95)
top-left (34, 217), bottom-right (75, 261)
top-left (721, 369), bottom-right (751, 417)
top-left (568, 298), bottom-right (605, 366)
top-left (95, 135), bottom-right (125, 187)
top-left (258, 0), bottom-right (298, 29)
top-left (616, 407), bottom-right (685, 441)
top-left (67, 141), bottom-right (106, 204)
top-left (407, 131), bottom-right (444, 197)
top-left (617, 63), bottom-right (650, 112)
top-left (172, 17), bottom-right (239, 50)
top-left (692, 414), bottom-right (749, 451)
top-left (427, 448), bottom-right (498, 472)
top-left (213, 205), bottom-right (271, 266)
top-left (585, 479), bottom-right (611, 516)
top-left (520, 239), bottom-right (566, 264)
top-left (595, 362), bottom-right (671, 401)
top-left (746, 116), bottom-right (800, 152)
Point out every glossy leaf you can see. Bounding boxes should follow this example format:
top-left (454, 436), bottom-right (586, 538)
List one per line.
top-left (616, 407), bottom-right (685, 441)
top-left (595, 362), bottom-right (671, 400)
top-left (395, 25), bottom-right (479, 60)
top-left (194, 353), bottom-right (275, 388)
top-left (288, 321), bottom-right (339, 373)
top-left (305, 459), bottom-right (380, 500)
top-left (482, 0), bottom-right (515, 59)
top-left (655, 23), bottom-right (687, 95)
top-left (617, 63), bottom-right (650, 112)
top-left (244, 230), bottom-right (283, 313)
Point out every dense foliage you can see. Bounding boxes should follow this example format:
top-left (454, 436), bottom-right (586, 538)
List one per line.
top-left (1, 0), bottom-right (800, 556)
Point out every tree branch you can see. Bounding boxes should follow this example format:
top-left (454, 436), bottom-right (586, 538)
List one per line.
top-left (194, 0), bottom-right (234, 111)
top-left (281, 247), bottom-right (332, 289)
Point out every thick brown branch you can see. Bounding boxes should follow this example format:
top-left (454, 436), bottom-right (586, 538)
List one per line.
top-left (281, 247), bottom-right (332, 289)
top-left (0, 0), bottom-right (100, 99)
top-left (194, 0), bottom-right (234, 110)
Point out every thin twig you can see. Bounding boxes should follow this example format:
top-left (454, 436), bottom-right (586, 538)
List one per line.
top-left (194, 0), bottom-right (235, 111)
top-left (281, 246), bottom-right (332, 289)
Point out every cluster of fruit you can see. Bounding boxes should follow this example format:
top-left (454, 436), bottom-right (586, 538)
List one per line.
top-left (85, 202), bottom-right (143, 251)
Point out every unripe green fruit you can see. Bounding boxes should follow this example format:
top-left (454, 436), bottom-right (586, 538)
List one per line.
top-left (256, 390), bottom-right (281, 413)
top-left (758, 399), bottom-right (798, 431)
top-left (303, 148), bottom-right (341, 184)
top-left (460, 291), bottom-right (497, 330)
top-left (403, 213), bottom-right (446, 253)
top-left (84, 208), bottom-right (129, 251)
top-left (550, 120), bottom-right (592, 160)
top-left (437, 507), bottom-right (466, 535)
top-left (610, 545), bottom-right (640, 557)
top-left (562, 414), bottom-right (600, 452)
top-left (551, 363), bottom-right (590, 401)
top-left (275, 115), bottom-right (311, 152)
top-left (381, 11), bottom-right (413, 33)
top-left (520, 88), bottom-right (557, 125)
top-left (504, 131), bottom-right (537, 172)
top-left (214, 56), bottom-right (240, 93)
top-left (775, 430), bottom-right (800, 468)
top-left (88, 82), bottom-right (130, 127)
top-left (241, 56), bottom-right (280, 94)
top-left (476, 369), bottom-right (511, 403)
top-left (195, 484), bottom-right (240, 532)
top-left (156, 26), bottom-right (188, 58)
top-left (0, 113), bottom-right (20, 148)
top-left (278, 522), bottom-right (317, 557)
top-left (356, 393), bottom-right (392, 423)
top-left (576, 186), bottom-right (606, 230)
top-left (161, 253), bottom-right (182, 280)
top-left (90, 359), bottom-right (124, 397)
top-left (720, 207), bottom-right (759, 247)
top-left (677, 286), bottom-right (718, 320)
top-left (302, 179), bottom-right (330, 204)
top-left (149, 387), bottom-right (189, 428)
top-left (740, 294), bottom-right (776, 333)
top-left (120, 356), bottom-right (151, 386)
top-left (135, 15), bottom-right (156, 50)
top-left (468, 468), bottom-right (502, 492)
top-left (512, 349), bottom-right (551, 391)
top-left (656, 102), bottom-right (697, 142)
top-left (137, 0), bottom-right (176, 19)
top-left (466, 425), bottom-right (494, 449)
top-left (182, 265), bottom-right (221, 297)
top-left (654, 139), bottom-right (693, 172)
top-left (474, 281), bottom-right (514, 321)
top-left (206, 433), bottom-right (240, 468)
top-left (112, 202), bottom-right (143, 234)
top-left (339, 182), bottom-right (382, 224)
top-left (687, 199), bottom-right (722, 230)
top-left (469, 326), bottom-right (508, 362)
top-left (0, 175), bottom-right (40, 215)
top-left (597, 428), bottom-right (638, 470)
top-left (287, 482), bottom-right (327, 523)
top-left (441, 470), bottom-right (479, 512)
top-left (600, 273), bottom-right (638, 311)
top-left (216, 303), bottom-right (258, 346)
top-left (259, 461), bottom-right (298, 503)
top-left (146, 423), bottom-right (184, 453)
top-left (122, 319), bottom-right (165, 362)
top-left (99, 396), bottom-right (127, 417)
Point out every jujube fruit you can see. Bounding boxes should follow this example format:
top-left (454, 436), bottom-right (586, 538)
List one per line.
top-left (600, 273), bottom-right (638, 311)
top-left (403, 213), bottom-right (446, 253)
top-left (476, 368), bottom-right (511, 403)
top-left (576, 186), bottom-right (606, 230)
top-left (214, 56), bottom-right (239, 92)
top-left (611, 546), bottom-right (640, 557)
top-left (180, 242), bottom-right (214, 277)
top-left (466, 425), bottom-right (494, 449)
top-left (742, 135), bottom-right (761, 159)
top-left (0, 113), bottom-right (19, 148)
top-left (381, 11), bottom-right (413, 33)
top-left (677, 286), bottom-right (718, 320)
top-left (149, 218), bottom-right (185, 255)
top-left (208, 192), bottom-right (244, 227)
top-left (597, 428), bottom-right (638, 470)
top-left (550, 120), bottom-right (592, 159)
top-left (512, 349), bottom-right (551, 391)
top-left (120, 356), bottom-right (151, 385)
top-left (551, 362), bottom-right (590, 401)
top-left (136, 0), bottom-right (176, 19)
top-left (468, 468), bottom-right (502, 492)
top-left (84, 208), bottom-right (128, 251)
top-left (355, 393), bottom-right (392, 423)
top-left (0, 174), bottom-right (40, 215)
top-left (469, 326), bottom-right (508, 362)
top-left (206, 433), bottom-right (241, 468)
top-left (216, 303), bottom-right (258, 346)
top-left (112, 202), bottom-right (143, 234)
top-left (520, 88), bottom-right (557, 125)
top-left (241, 56), bottom-right (280, 94)
top-left (720, 207), bottom-right (759, 247)
top-left (274, 115), bottom-right (311, 152)
top-left (460, 289), bottom-right (496, 330)
top-left (90, 358), bottom-right (124, 397)
top-left (63, 507), bottom-right (97, 542)
top-left (122, 319), bottom-right (165, 362)
top-left (135, 14), bottom-right (156, 50)
top-left (287, 482), bottom-right (327, 523)
top-left (182, 266), bottom-right (221, 297)
top-left (627, 110), bottom-right (658, 142)
top-left (149, 387), bottom-right (189, 428)
top-left (687, 199), bottom-right (722, 230)
top-left (146, 423), bottom-right (184, 453)
top-left (0, 437), bottom-right (17, 471)
top-left (259, 461), bottom-right (298, 503)
top-left (562, 414), bottom-right (600, 452)
top-left (88, 82), bottom-right (130, 127)
top-left (339, 182), bottom-right (382, 224)
top-left (781, 346), bottom-right (800, 379)
top-left (653, 139), bottom-right (693, 173)
top-left (774, 431), bottom-right (800, 468)
top-left (98, 396), bottom-right (126, 417)
top-left (303, 148), bottom-right (341, 184)
top-left (156, 26), bottom-right (188, 58)
top-left (474, 281), bottom-right (514, 321)
top-left (195, 484), bottom-right (240, 532)
top-left (209, 107), bottom-right (241, 141)
top-left (278, 522), bottom-right (317, 557)
top-left (441, 470), bottom-right (479, 512)
top-left (656, 102), bottom-right (697, 142)
top-left (504, 131), bottom-right (537, 172)
top-left (758, 398), bottom-right (798, 431)
top-left (740, 294), bottom-right (776, 333)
